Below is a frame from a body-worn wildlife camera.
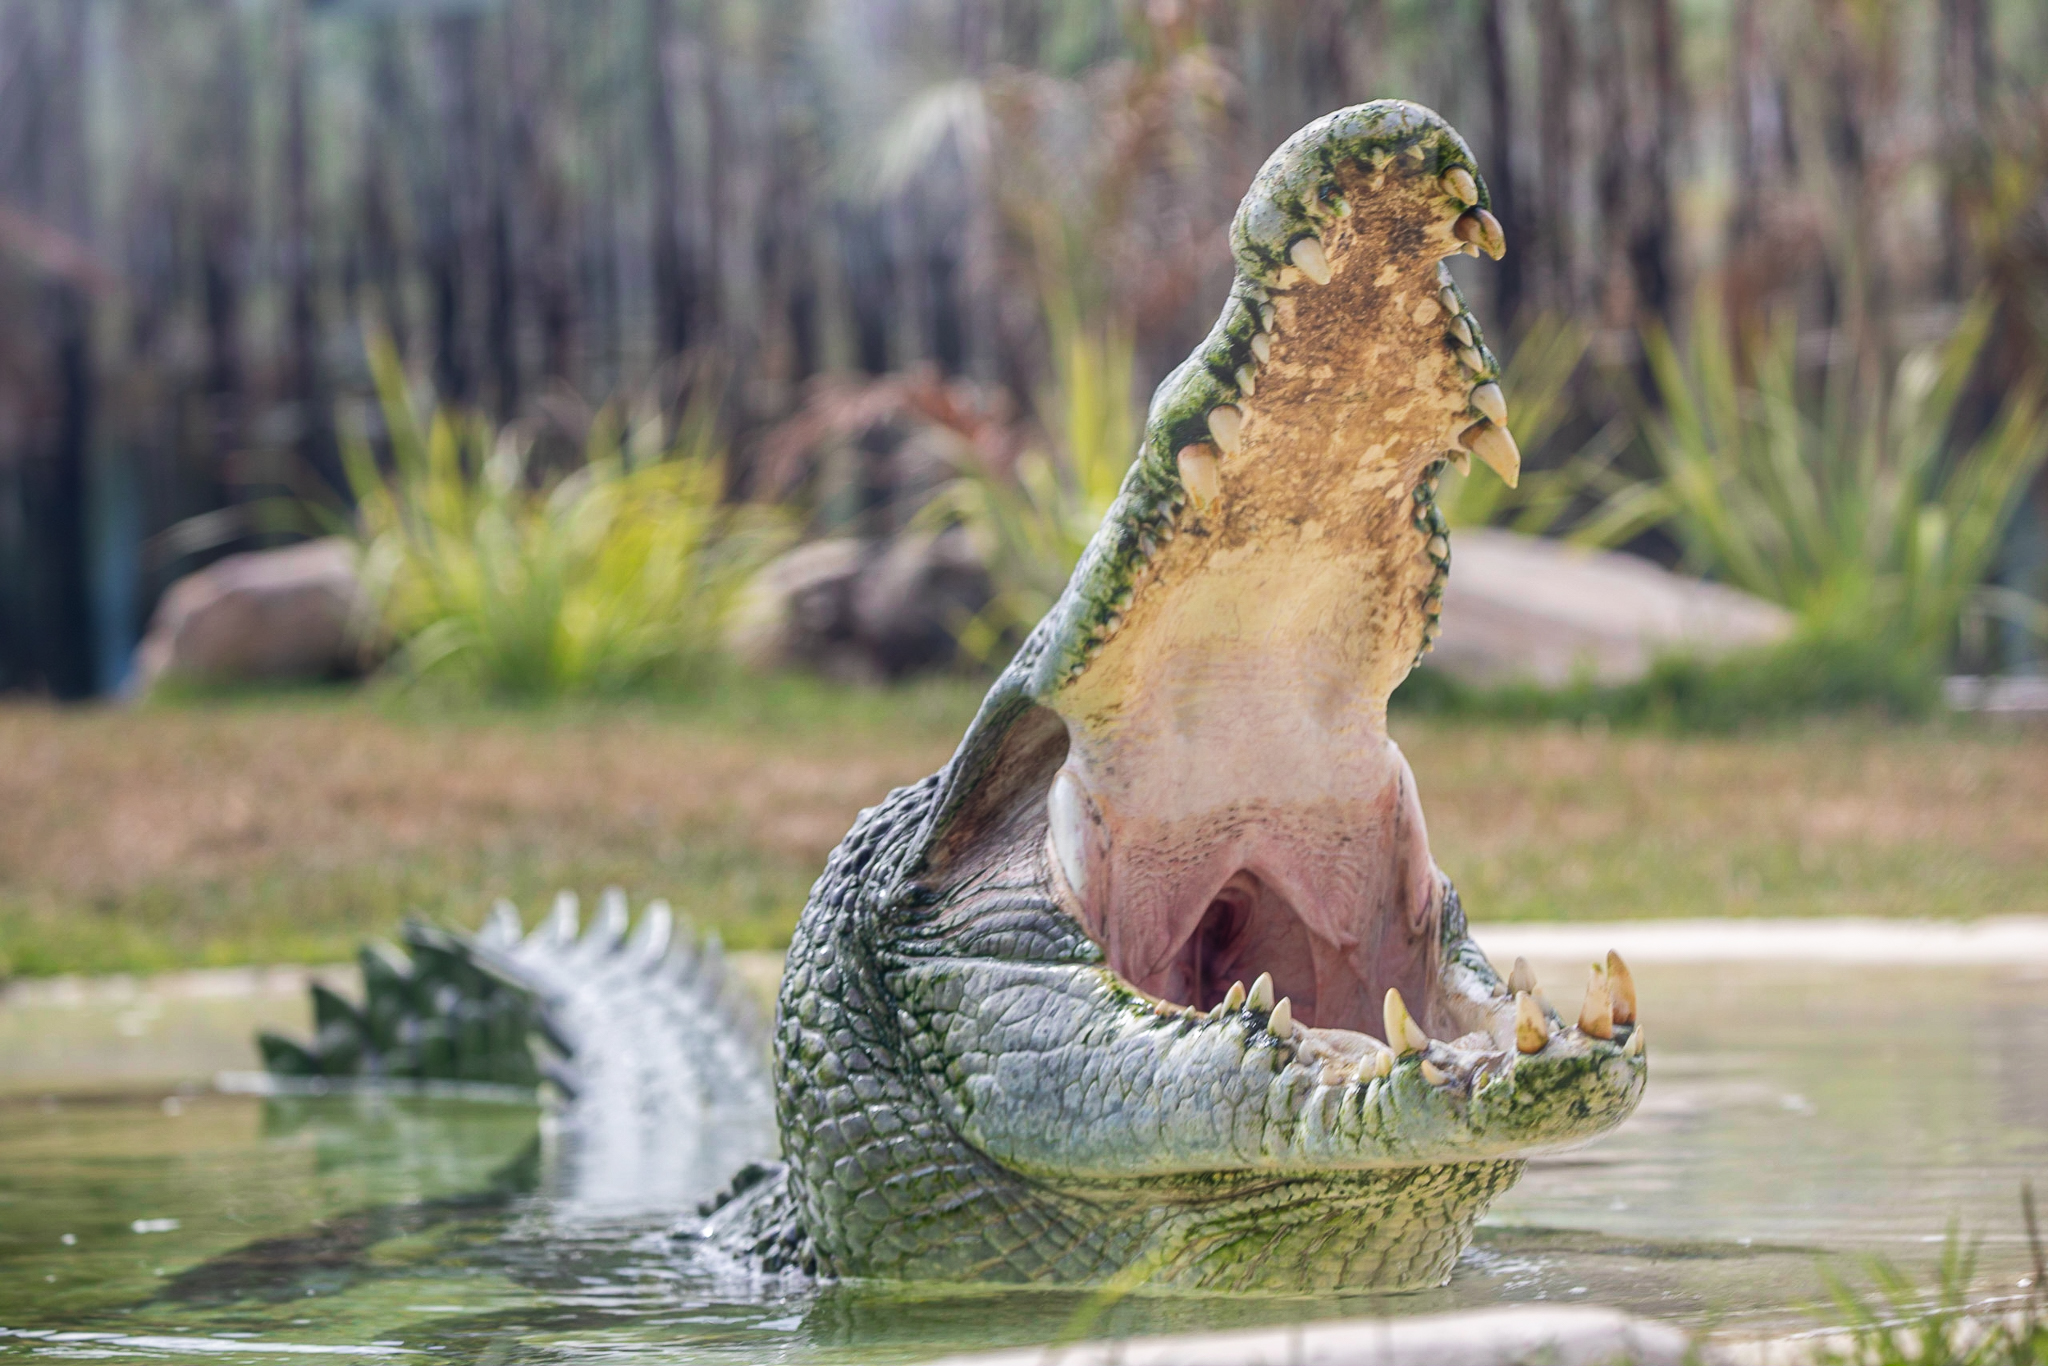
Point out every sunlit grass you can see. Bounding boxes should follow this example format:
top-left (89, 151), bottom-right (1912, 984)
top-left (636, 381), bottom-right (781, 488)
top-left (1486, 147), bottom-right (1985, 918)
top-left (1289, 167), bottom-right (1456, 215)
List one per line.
top-left (3, 690), bottom-right (2045, 976)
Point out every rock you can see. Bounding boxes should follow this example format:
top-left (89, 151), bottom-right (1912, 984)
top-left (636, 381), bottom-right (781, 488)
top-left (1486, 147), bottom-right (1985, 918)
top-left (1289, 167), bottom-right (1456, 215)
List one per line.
top-left (131, 538), bottom-right (367, 695)
top-left (1430, 528), bottom-right (1792, 687)
top-left (729, 528), bottom-right (990, 680)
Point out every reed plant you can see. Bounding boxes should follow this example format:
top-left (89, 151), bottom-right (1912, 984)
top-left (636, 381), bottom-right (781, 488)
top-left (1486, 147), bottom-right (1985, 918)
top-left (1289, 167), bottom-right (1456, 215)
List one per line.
top-left (343, 336), bottom-right (788, 699)
top-left (1579, 296), bottom-right (2048, 677)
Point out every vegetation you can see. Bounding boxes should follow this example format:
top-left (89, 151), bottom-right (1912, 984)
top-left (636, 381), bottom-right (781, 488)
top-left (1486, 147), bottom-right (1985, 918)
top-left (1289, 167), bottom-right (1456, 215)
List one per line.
top-left (917, 300), bottom-right (1138, 661)
top-left (344, 337), bottom-right (789, 699)
top-left (5, 689), bottom-right (2047, 976)
top-left (1581, 298), bottom-right (2048, 682)
top-left (8, 0), bottom-right (2048, 701)
top-left (1818, 1188), bottom-right (2047, 1366)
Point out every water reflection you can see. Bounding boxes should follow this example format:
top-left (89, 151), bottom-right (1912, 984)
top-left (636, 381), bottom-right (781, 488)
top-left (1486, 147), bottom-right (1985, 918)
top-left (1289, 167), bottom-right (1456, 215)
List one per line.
top-left (0, 954), bottom-right (2042, 1362)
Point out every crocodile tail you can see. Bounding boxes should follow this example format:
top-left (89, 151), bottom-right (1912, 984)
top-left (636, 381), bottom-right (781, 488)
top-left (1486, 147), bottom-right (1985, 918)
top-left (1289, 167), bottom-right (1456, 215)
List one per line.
top-left (257, 889), bottom-right (779, 1213)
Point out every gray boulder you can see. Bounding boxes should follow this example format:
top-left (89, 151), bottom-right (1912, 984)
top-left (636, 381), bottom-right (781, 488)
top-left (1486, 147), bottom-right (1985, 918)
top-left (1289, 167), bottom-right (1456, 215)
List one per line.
top-left (729, 528), bottom-right (989, 680)
top-left (1430, 528), bottom-right (1792, 687)
top-left (132, 538), bottom-right (367, 695)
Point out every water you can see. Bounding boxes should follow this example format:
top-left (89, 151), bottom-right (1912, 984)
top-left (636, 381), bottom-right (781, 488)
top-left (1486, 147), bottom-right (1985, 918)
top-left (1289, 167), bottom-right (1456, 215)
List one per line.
top-left (2, 945), bottom-right (2045, 1362)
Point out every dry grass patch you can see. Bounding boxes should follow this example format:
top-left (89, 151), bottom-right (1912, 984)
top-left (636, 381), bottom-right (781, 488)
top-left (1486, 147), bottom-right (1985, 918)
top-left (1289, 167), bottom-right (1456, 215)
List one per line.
top-left (3, 686), bottom-right (2045, 975)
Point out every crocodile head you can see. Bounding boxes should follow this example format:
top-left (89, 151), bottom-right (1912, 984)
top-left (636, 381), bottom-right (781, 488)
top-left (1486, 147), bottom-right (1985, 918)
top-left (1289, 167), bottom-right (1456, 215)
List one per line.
top-left (764, 102), bottom-right (1645, 1292)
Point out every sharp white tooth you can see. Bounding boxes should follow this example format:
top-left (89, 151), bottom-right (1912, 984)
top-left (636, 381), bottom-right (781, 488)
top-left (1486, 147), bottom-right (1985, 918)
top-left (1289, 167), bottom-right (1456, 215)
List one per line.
top-left (1606, 950), bottom-right (1637, 1026)
top-left (1320, 1063), bottom-right (1352, 1087)
top-left (1419, 1059), bottom-right (1450, 1087)
top-left (1457, 346), bottom-right (1485, 374)
top-left (1439, 286), bottom-right (1460, 315)
top-left (1406, 143), bottom-right (1427, 163)
top-left (1578, 964), bottom-right (1615, 1040)
top-left (1427, 535), bottom-right (1449, 560)
top-left (1460, 419), bottom-right (1521, 487)
top-left (1268, 997), bottom-right (1293, 1037)
top-left (1206, 404), bottom-right (1244, 454)
top-left (1453, 206), bottom-right (1507, 260)
top-left (1470, 381), bottom-right (1508, 426)
top-left (1624, 1025), bottom-right (1646, 1056)
top-left (1451, 450), bottom-right (1472, 476)
top-left (1507, 956), bottom-right (1538, 996)
top-left (1259, 303), bottom-right (1276, 332)
top-left (1371, 1049), bottom-right (1394, 1078)
top-left (1439, 166), bottom-right (1478, 206)
top-left (1515, 990), bottom-right (1549, 1054)
top-left (1449, 316), bottom-right (1474, 347)
top-left (1235, 365), bottom-right (1257, 397)
top-left (1047, 770), bottom-right (1091, 898)
top-left (1250, 332), bottom-right (1271, 363)
top-left (1383, 988), bottom-right (1429, 1056)
top-left (1176, 445), bottom-right (1221, 509)
top-left (1247, 972), bottom-right (1275, 1013)
top-left (1289, 236), bottom-right (1332, 285)
top-left (1220, 980), bottom-right (1247, 1012)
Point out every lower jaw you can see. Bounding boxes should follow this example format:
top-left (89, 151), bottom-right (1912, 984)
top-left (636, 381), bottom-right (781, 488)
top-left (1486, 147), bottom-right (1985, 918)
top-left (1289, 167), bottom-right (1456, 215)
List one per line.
top-left (1079, 1159), bottom-right (1527, 1293)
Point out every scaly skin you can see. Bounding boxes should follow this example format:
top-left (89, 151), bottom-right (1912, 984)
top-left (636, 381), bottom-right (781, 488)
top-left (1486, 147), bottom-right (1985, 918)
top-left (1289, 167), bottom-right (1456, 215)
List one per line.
top-left (705, 101), bottom-right (1646, 1291)
top-left (265, 101), bottom-right (1644, 1294)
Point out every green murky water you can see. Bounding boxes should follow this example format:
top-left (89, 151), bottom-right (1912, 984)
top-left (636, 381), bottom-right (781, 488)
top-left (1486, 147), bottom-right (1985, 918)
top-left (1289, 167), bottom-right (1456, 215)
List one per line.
top-left (2, 953), bottom-right (2044, 1362)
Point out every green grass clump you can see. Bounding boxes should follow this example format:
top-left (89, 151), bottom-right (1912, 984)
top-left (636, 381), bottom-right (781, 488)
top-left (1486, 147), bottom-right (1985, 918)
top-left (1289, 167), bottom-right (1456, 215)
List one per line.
top-left (1818, 1187), bottom-right (2048, 1366)
top-left (1581, 294), bottom-right (2048, 681)
top-left (345, 334), bottom-right (790, 700)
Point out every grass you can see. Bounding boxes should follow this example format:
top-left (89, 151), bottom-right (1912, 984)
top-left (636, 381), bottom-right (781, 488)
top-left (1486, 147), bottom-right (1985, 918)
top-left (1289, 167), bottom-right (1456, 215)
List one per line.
top-left (3, 684), bottom-right (2047, 977)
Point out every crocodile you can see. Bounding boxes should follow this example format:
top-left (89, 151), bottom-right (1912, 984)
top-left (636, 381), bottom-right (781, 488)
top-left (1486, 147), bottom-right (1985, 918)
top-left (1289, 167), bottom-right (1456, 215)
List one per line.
top-left (262, 100), bottom-right (1646, 1293)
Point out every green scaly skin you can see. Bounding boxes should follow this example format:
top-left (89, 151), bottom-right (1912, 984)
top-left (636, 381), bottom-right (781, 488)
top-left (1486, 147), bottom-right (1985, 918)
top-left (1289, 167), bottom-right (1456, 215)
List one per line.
top-left (706, 102), bottom-right (1645, 1292)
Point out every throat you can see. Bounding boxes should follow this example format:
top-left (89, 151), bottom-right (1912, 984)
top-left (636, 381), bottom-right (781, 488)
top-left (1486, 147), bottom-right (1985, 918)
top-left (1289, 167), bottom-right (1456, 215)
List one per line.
top-left (1043, 681), bottom-right (1444, 1038)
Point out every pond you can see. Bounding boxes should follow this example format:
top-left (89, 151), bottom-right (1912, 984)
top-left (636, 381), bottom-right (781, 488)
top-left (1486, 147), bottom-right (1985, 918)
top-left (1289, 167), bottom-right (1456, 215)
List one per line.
top-left (3, 934), bottom-right (2045, 1363)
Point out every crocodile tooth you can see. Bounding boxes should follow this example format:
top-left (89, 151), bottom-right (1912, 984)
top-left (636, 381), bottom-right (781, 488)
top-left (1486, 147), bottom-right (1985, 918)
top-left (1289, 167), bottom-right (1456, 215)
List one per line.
top-left (1268, 997), bottom-right (1293, 1037)
top-left (1247, 972), bottom-right (1275, 1013)
top-left (1220, 980), bottom-right (1247, 1012)
top-left (1439, 166), bottom-right (1478, 205)
top-left (1460, 242), bottom-right (1481, 257)
top-left (1290, 236), bottom-right (1333, 285)
top-left (1235, 365), bottom-right (1258, 397)
top-left (1460, 419), bottom-right (1521, 487)
top-left (1606, 950), bottom-right (1637, 1026)
top-left (1259, 302), bottom-right (1276, 332)
top-left (1407, 143), bottom-right (1427, 162)
top-left (1578, 964), bottom-right (1615, 1040)
top-left (1176, 445), bottom-right (1221, 509)
top-left (1419, 1059), bottom-right (1450, 1086)
top-left (1470, 381), bottom-right (1508, 426)
top-left (1450, 450), bottom-right (1472, 476)
top-left (1427, 535), bottom-right (1449, 560)
top-left (1507, 956), bottom-right (1538, 996)
top-left (1251, 332), bottom-right (1271, 364)
top-left (1047, 770), bottom-right (1090, 897)
top-left (1515, 990), bottom-right (1549, 1054)
top-left (1207, 404), bottom-right (1244, 454)
top-left (1439, 285), bottom-right (1460, 315)
top-left (1372, 1049), bottom-right (1394, 1078)
top-left (1331, 195), bottom-right (1352, 217)
top-left (1449, 316), bottom-right (1474, 347)
top-left (1383, 987), bottom-right (1429, 1056)
top-left (1624, 1025), bottom-right (1646, 1056)
top-left (1454, 207), bottom-right (1507, 260)
top-left (1457, 346), bottom-right (1486, 375)
top-left (1320, 1063), bottom-right (1352, 1087)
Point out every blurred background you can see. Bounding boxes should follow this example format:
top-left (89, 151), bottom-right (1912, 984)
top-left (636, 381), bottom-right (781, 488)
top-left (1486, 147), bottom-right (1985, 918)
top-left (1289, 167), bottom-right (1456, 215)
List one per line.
top-left (1, 0), bottom-right (2048, 975)
top-left (1, 0), bottom-right (2046, 698)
